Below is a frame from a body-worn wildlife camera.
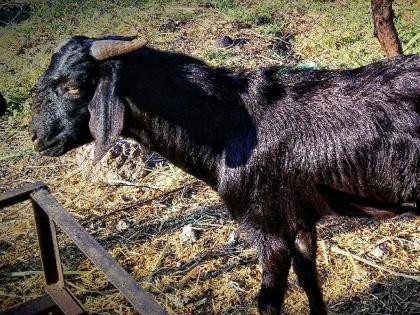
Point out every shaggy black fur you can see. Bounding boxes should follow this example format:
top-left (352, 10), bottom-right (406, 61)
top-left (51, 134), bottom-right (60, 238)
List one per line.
top-left (30, 36), bottom-right (420, 315)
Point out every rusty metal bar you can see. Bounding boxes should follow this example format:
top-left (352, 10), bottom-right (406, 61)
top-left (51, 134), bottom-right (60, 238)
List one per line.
top-left (0, 182), bottom-right (46, 208)
top-left (30, 189), bottom-right (167, 315)
top-left (32, 200), bottom-right (86, 315)
top-left (33, 201), bottom-right (65, 286)
top-left (0, 183), bottom-right (167, 315)
top-left (0, 294), bottom-right (61, 315)
top-left (45, 285), bottom-right (85, 315)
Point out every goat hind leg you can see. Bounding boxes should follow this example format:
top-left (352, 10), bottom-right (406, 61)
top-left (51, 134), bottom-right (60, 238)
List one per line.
top-left (257, 235), bottom-right (292, 315)
top-left (293, 227), bottom-right (327, 315)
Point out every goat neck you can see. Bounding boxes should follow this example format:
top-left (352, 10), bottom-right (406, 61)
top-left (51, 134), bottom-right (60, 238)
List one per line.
top-left (120, 48), bottom-right (253, 189)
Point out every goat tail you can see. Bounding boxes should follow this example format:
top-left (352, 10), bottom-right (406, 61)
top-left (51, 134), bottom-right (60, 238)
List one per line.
top-left (317, 184), bottom-right (419, 218)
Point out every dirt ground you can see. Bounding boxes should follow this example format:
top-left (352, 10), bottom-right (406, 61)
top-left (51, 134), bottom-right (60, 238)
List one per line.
top-left (0, 1), bottom-right (419, 314)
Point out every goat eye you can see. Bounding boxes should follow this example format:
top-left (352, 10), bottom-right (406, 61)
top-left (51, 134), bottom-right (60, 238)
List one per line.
top-left (65, 86), bottom-right (80, 96)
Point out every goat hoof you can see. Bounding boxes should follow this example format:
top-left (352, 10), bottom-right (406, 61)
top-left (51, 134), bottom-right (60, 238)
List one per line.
top-left (258, 294), bottom-right (282, 315)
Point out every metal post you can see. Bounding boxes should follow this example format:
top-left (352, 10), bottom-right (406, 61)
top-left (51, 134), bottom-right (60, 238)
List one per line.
top-left (30, 189), bottom-right (167, 315)
top-left (0, 183), bottom-right (167, 315)
top-left (0, 182), bottom-right (46, 208)
top-left (0, 294), bottom-right (61, 315)
top-left (33, 200), bottom-right (64, 286)
top-left (32, 198), bottom-right (86, 315)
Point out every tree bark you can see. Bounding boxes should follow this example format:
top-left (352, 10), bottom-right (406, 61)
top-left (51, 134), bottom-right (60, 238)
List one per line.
top-left (0, 92), bottom-right (6, 117)
top-left (371, 0), bottom-right (403, 57)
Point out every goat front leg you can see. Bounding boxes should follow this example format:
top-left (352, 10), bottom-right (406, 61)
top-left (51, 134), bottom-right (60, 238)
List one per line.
top-left (257, 234), bottom-right (292, 315)
top-left (293, 226), bottom-right (327, 315)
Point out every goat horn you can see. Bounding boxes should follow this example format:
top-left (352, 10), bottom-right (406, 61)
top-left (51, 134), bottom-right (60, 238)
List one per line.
top-left (90, 38), bottom-right (147, 61)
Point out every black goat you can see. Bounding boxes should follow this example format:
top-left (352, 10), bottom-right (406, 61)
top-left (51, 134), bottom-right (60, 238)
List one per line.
top-left (30, 35), bottom-right (420, 315)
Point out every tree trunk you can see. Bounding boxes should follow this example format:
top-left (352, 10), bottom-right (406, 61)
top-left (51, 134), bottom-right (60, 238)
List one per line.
top-left (0, 92), bottom-right (6, 117)
top-left (371, 0), bottom-right (403, 57)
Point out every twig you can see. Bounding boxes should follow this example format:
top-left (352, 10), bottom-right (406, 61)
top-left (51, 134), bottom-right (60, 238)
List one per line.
top-left (319, 240), bottom-right (330, 267)
top-left (360, 236), bottom-right (393, 256)
top-left (331, 246), bottom-right (420, 281)
top-left (177, 266), bottom-right (200, 289)
top-left (65, 281), bottom-right (115, 295)
top-left (8, 270), bottom-right (91, 277)
top-left (144, 243), bottom-right (170, 290)
top-left (82, 180), bottom-right (199, 225)
top-left (258, 54), bottom-right (282, 63)
top-left (105, 180), bottom-right (142, 187)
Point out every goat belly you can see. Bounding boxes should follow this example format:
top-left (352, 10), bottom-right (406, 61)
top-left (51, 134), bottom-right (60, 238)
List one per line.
top-left (346, 204), bottom-right (415, 218)
top-left (317, 184), bottom-right (418, 218)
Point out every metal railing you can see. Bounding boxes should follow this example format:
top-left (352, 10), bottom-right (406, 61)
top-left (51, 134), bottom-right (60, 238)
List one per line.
top-left (0, 182), bottom-right (168, 315)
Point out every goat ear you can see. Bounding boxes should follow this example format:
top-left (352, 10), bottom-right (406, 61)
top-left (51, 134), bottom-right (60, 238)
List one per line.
top-left (88, 64), bottom-right (124, 163)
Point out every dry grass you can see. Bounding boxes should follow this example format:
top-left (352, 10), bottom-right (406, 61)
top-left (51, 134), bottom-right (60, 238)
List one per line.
top-left (1, 1), bottom-right (419, 314)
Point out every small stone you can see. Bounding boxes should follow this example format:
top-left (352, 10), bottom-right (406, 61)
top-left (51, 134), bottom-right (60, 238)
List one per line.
top-left (227, 230), bottom-right (240, 247)
top-left (176, 262), bottom-right (182, 268)
top-left (214, 36), bottom-right (234, 48)
top-left (412, 237), bottom-right (420, 251)
top-left (351, 273), bottom-right (364, 282)
top-left (116, 219), bottom-right (129, 232)
top-left (369, 244), bottom-right (390, 259)
top-left (181, 224), bottom-right (199, 242)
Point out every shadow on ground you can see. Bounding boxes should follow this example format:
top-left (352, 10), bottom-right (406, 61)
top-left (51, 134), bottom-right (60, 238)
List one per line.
top-left (329, 277), bottom-right (420, 315)
top-left (1, 202), bottom-right (418, 314)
